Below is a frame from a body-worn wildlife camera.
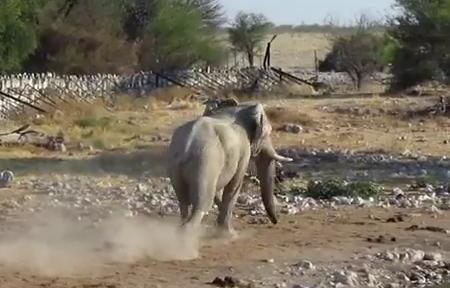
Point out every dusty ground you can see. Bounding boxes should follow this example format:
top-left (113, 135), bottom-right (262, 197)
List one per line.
top-left (0, 93), bottom-right (450, 287)
top-left (1, 206), bottom-right (450, 288)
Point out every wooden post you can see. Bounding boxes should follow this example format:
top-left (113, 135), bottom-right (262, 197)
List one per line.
top-left (314, 50), bottom-right (318, 76)
top-left (263, 34), bottom-right (277, 69)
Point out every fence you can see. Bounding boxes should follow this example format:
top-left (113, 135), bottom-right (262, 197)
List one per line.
top-left (0, 66), bottom-right (386, 119)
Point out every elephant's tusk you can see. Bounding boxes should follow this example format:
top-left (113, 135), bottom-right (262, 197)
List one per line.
top-left (272, 154), bottom-right (293, 162)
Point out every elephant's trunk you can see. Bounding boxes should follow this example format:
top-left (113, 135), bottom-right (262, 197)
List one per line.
top-left (255, 154), bottom-right (278, 224)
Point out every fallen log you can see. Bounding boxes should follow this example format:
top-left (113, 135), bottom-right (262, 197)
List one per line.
top-left (0, 125), bottom-right (65, 151)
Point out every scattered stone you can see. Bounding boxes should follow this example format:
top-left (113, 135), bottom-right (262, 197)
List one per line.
top-left (279, 123), bottom-right (303, 134)
top-left (332, 270), bottom-right (359, 287)
top-left (275, 282), bottom-right (287, 288)
top-left (211, 276), bottom-right (249, 288)
top-left (367, 235), bottom-right (396, 244)
top-left (294, 260), bottom-right (315, 271)
top-left (386, 215), bottom-right (404, 223)
top-left (0, 170), bottom-right (14, 188)
top-left (424, 252), bottom-right (442, 261)
top-left (406, 225), bottom-right (449, 234)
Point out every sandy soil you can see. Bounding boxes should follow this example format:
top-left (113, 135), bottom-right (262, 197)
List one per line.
top-left (0, 204), bottom-right (449, 288)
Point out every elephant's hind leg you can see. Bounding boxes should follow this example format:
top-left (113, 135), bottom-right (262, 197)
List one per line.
top-left (170, 171), bottom-right (190, 224)
top-left (184, 177), bottom-right (217, 232)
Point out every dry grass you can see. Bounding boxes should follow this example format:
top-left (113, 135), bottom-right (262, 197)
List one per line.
top-left (265, 106), bottom-right (316, 127)
top-left (1, 88), bottom-right (203, 155)
top-left (223, 32), bottom-right (331, 70)
top-left (265, 96), bottom-right (450, 156)
top-left (2, 87), bottom-right (450, 158)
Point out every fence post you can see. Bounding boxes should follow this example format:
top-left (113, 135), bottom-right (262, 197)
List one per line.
top-left (314, 50), bottom-right (318, 77)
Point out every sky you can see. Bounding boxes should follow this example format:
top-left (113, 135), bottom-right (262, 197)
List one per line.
top-left (220, 0), bottom-right (396, 25)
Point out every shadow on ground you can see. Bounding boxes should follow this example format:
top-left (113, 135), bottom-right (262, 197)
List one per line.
top-left (0, 145), bottom-right (168, 178)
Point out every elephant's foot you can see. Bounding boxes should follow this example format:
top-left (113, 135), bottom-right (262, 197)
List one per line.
top-left (176, 249), bottom-right (200, 261)
top-left (215, 227), bottom-right (238, 240)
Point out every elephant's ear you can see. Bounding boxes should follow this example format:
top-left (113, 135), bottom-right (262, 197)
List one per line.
top-left (248, 104), bottom-right (272, 156)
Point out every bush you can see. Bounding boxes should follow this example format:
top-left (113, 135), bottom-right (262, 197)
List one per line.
top-left (304, 179), bottom-right (382, 200)
top-left (22, 0), bottom-right (226, 73)
top-left (74, 116), bottom-right (114, 129)
top-left (319, 16), bottom-right (385, 89)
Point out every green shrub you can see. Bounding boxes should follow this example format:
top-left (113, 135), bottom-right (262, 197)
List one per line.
top-left (75, 116), bottom-right (114, 129)
top-left (304, 179), bottom-right (382, 200)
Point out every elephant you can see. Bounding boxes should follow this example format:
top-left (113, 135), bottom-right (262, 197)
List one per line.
top-left (167, 99), bottom-right (292, 237)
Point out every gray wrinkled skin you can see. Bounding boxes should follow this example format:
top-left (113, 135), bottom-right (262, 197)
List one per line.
top-left (167, 99), bottom-right (292, 237)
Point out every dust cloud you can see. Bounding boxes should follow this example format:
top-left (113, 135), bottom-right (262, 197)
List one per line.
top-left (0, 209), bottom-right (200, 276)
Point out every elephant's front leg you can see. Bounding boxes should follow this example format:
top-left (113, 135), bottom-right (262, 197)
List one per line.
top-left (216, 179), bottom-right (243, 238)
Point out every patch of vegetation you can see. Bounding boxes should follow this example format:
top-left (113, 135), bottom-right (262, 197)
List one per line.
top-left (74, 116), bottom-right (115, 129)
top-left (413, 175), bottom-right (440, 188)
top-left (319, 15), bottom-right (385, 89)
top-left (266, 107), bottom-right (315, 126)
top-left (91, 138), bottom-right (107, 150)
top-left (282, 179), bottom-right (382, 200)
top-left (431, 284), bottom-right (450, 288)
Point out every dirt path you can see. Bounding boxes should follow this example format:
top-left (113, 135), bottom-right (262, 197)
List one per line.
top-left (0, 206), bottom-right (448, 288)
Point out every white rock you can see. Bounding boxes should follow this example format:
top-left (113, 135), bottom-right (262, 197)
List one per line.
top-left (296, 260), bottom-right (315, 270)
top-left (423, 252), bottom-right (442, 261)
top-left (333, 270), bottom-right (359, 287)
top-left (407, 249), bottom-right (426, 263)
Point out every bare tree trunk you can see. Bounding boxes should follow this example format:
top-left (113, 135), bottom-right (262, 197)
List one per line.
top-left (356, 76), bottom-right (362, 90)
top-left (356, 71), bottom-right (363, 90)
top-left (247, 51), bottom-right (254, 67)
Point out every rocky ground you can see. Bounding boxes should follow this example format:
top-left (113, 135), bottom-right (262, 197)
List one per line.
top-left (0, 147), bottom-right (450, 288)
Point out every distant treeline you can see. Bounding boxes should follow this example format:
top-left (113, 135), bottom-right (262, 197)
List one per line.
top-left (271, 24), bottom-right (386, 34)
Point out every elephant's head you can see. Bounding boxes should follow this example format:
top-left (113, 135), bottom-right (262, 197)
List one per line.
top-left (204, 98), bottom-right (292, 224)
top-left (202, 97), bottom-right (239, 116)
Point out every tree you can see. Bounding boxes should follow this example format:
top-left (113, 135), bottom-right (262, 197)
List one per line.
top-left (16, 0), bottom-right (225, 73)
top-left (0, 0), bottom-right (43, 72)
top-left (319, 15), bottom-right (384, 89)
top-left (120, 0), bottom-right (223, 41)
top-left (183, 0), bottom-right (225, 28)
top-left (138, 0), bottom-right (224, 71)
top-left (388, 0), bottom-right (450, 90)
top-left (24, 0), bottom-right (137, 74)
top-left (228, 12), bottom-right (273, 67)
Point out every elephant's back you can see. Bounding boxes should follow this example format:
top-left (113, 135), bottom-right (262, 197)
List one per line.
top-left (168, 117), bottom-right (224, 164)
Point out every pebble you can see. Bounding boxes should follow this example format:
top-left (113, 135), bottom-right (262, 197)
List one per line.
top-left (332, 270), bottom-right (359, 287)
top-left (280, 123), bottom-right (303, 134)
top-left (0, 170), bottom-right (14, 188)
top-left (295, 260), bottom-right (315, 271)
top-left (424, 252), bottom-right (442, 261)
